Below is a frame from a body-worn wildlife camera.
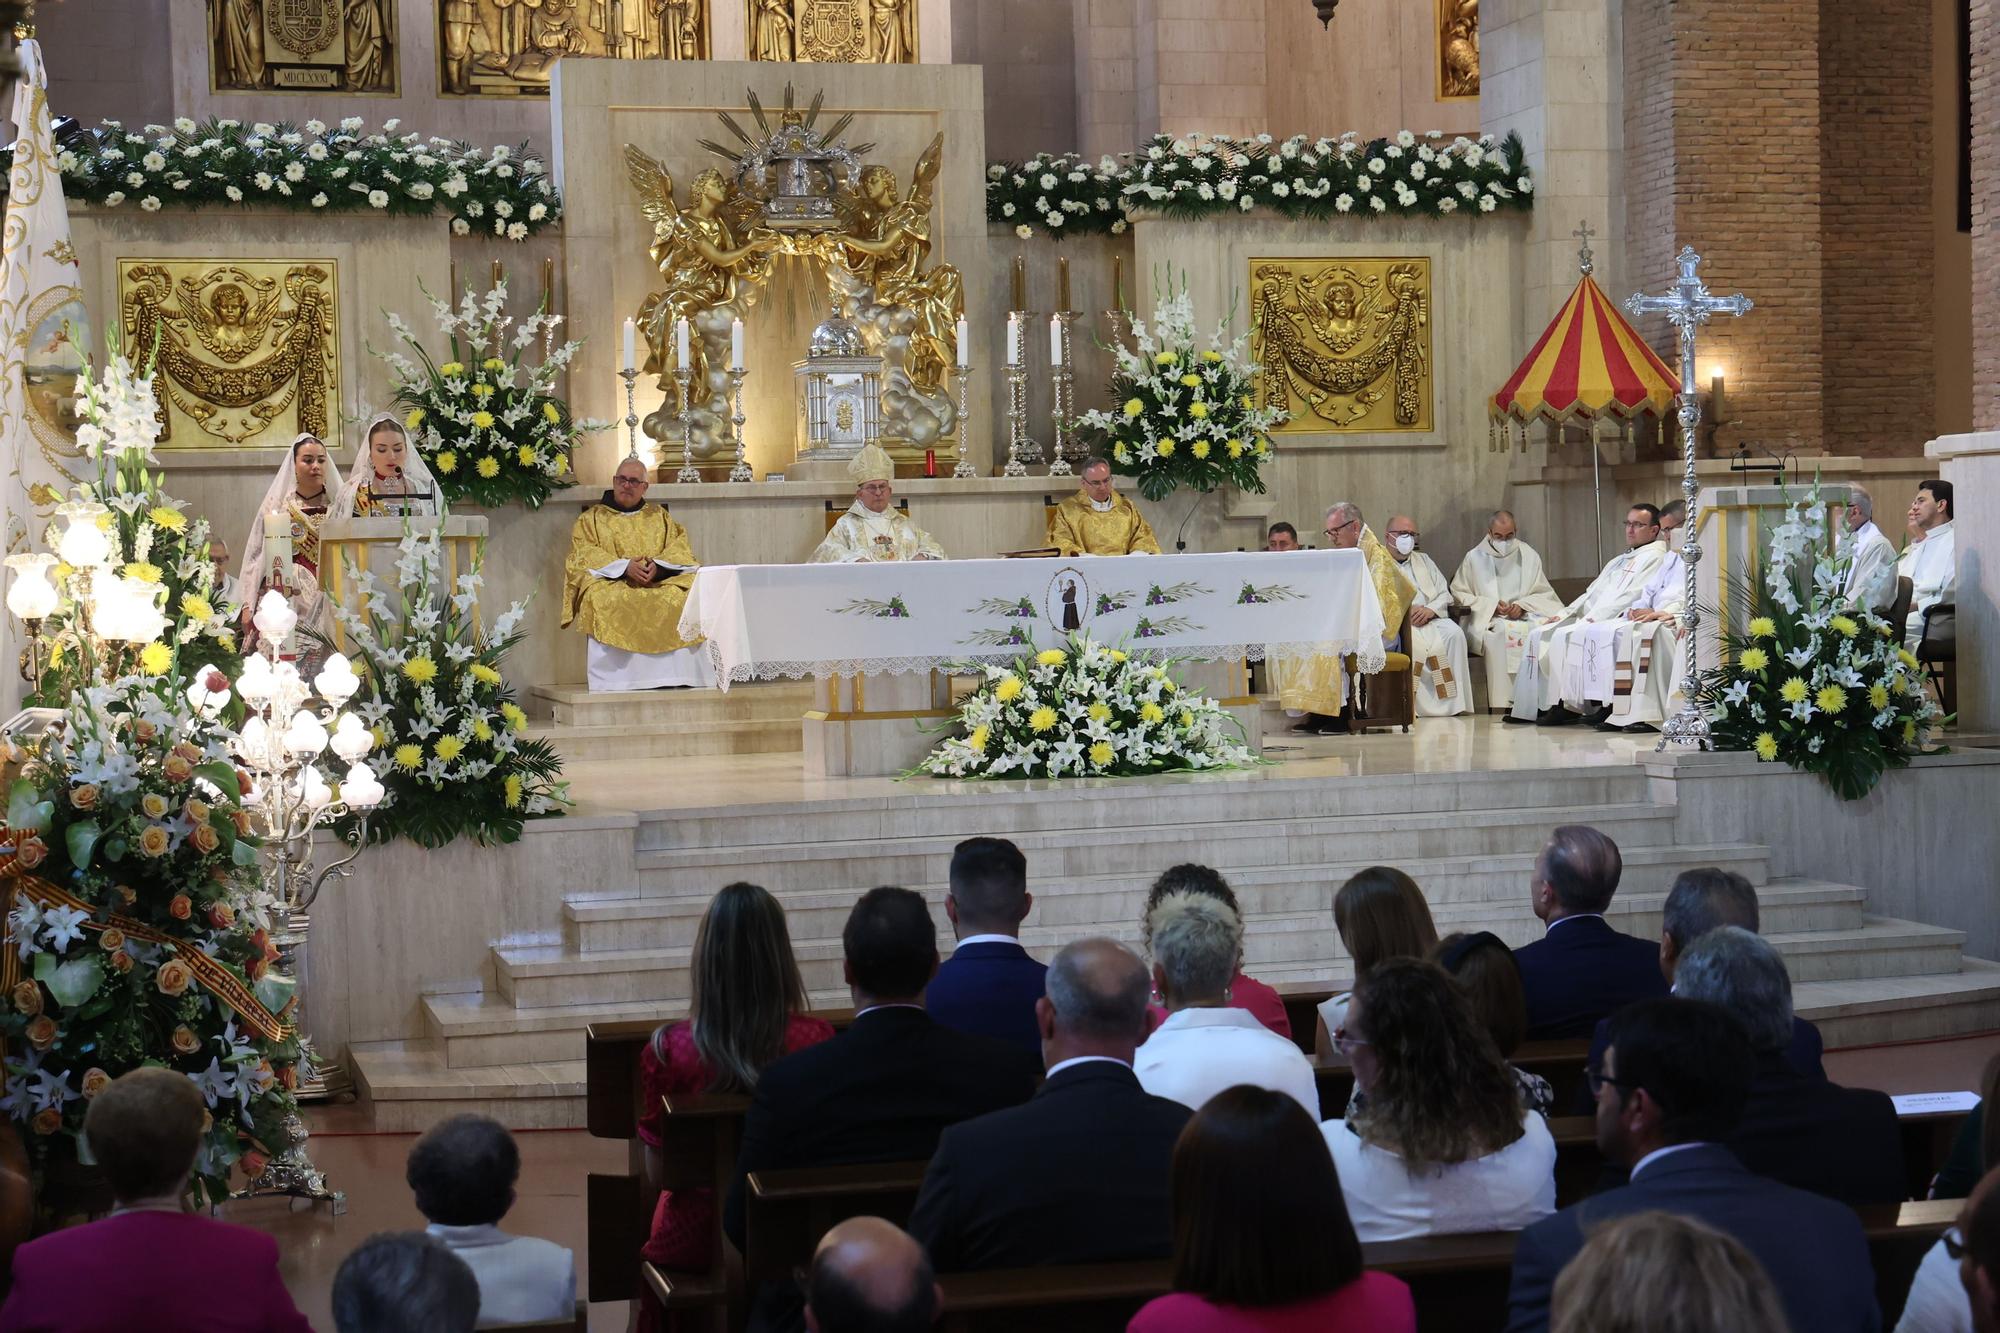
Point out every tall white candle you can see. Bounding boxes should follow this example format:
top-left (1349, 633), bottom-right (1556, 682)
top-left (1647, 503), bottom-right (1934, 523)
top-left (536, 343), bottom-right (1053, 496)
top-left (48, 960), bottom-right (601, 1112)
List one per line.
top-left (955, 317), bottom-right (970, 368)
top-left (731, 318), bottom-right (745, 371)
top-left (621, 317), bottom-right (636, 372)
top-left (675, 318), bottom-right (690, 370)
top-left (1049, 315), bottom-right (1062, 367)
top-left (1006, 314), bottom-right (1019, 367)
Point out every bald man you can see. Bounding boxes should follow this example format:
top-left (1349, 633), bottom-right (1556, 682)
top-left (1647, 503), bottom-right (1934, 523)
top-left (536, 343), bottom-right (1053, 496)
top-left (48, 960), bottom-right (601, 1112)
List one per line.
top-left (1384, 514), bottom-right (1471, 717)
top-left (561, 457), bottom-right (713, 691)
top-left (909, 939), bottom-right (1192, 1273)
top-left (805, 1217), bottom-right (940, 1333)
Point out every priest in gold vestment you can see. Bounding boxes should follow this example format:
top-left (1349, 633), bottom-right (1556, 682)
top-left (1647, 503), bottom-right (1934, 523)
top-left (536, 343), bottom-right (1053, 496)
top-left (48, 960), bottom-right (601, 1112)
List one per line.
top-left (810, 444), bottom-right (946, 563)
top-left (1271, 501), bottom-right (1414, 732)
top-left (1048, 458), bottom-right (1161, 556)
top-left (563, 458), bottom-right (714, 692)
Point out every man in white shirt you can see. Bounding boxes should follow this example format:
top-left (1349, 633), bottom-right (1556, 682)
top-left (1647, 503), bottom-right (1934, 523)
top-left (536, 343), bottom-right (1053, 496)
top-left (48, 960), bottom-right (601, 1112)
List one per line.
top-left (1451, 509), bottom-right (1567, 710)
top-left (1384, 514), bottom-right (1471, 717)
top-left (406, 1115), bottom-right (575, 1329)
top-left (1557, 501), bottom-right (1687, 731)
top-left (1897, 479), bottom-right (1955, 649)
top-left (1837, 484), bottom-right (1897, 614)
top-left (1507, 505), bottom-right (1669, 724)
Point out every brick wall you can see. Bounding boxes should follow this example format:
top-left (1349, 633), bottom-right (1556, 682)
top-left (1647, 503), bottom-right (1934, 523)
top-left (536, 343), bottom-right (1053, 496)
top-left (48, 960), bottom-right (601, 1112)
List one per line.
top-left (1620, 0), bottom-right (1675, 370)
top-left (1975, 0), bottom-right (2000, 430)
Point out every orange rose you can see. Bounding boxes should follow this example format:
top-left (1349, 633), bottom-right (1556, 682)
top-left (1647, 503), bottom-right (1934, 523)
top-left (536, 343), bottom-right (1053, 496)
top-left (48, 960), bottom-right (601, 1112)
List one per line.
top-left (168, 893), bottom-right (192, 920)
top-left (109, 950), bottom-right (134, 974)
top-left (251, 928), bottom-right (277, 962)
top-left (189, 824), bottom-right (220, 856)
top-left (138, 825), bottom-right (171, 858)
top-left (114, 884), bottom-right (137, 908)
top-left (12, 981), bottom-right (42, 1016)
top-left (171, 1025), bottom-right (201, 1055)
top-left (276, 1064), bottom-right (298, 1091)
top-left (172, 741), bottom-right (201, 762)
top-left (163, 755), bottom-right (194, 784)
top-left (235, 767), bottom-right (254, 795)
top-left (140, 793), bottom-right (168, 819)
top-left (132, 720), bottom-right (157, 743)
top-left (238, 1149), bottom-right (269, 1179)
top-left (155, 958), bottom-right (194, 997)
top-left (30, 1108), bottom-right (60, 1136)
top-left (80, 1068), bottom-right (110, 1099)
top-left (209, 864), bottom-right (230, 885)
top-left (99, 927), bottom-right (126, 954)
top-left (14, 837), bottom-right (46, 870)
top-left (24, 1015), bottom-right (57, 1049)
top-left (247, 956), bottom-right (267, 981)
top-left (183, 798), bottom-right (210, 823)
top-left (70, 783), bottom-right (99, 810)
top-left (205, 901), bottom-right (235, 930)
top-left (229, 809), bottom-right (252, 837)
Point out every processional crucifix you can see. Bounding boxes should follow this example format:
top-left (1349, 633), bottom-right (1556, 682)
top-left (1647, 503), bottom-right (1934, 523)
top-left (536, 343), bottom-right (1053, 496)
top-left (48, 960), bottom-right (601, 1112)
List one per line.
top-left (1624, 246), bottom-right (1753, 751)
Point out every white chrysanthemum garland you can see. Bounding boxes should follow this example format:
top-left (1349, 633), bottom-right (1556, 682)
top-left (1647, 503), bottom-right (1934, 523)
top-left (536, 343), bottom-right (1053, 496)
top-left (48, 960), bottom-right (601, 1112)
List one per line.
top-left (10, 116), bottom-right (558, 239)
top-left (1698, 483), bottom-right (1943, 801)
top-left (380, 279), bottom-right (605, 510)
top-left (918, 635), bottom-right (1260, 780)
top-left (988, 130), bottom-right (1532, 239)
top-left (1074, 283), bottom-right (1288, 504)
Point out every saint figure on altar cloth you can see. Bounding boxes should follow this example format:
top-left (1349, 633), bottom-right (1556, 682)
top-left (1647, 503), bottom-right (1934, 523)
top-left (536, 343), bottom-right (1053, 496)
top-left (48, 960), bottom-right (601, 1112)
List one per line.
top-left (563, 457), bottom-right (715, 693)
top-left (1271, 503), bottom-right (1413, 729)
top-left (335, 414), bottom-right (441, 519)
top-left (1449, 511), bottom-right (1566, 711)
top-left (1507, 505), bottom-right (1669, 723)
top-left (238, 431), bottom-right (334, 660)
top-left (810, 444), bottom-right (946, 563)
top-left (1047, 458), bottom-right (1161, 557)
top-left (1383, 516), bottom-right (1471, 717)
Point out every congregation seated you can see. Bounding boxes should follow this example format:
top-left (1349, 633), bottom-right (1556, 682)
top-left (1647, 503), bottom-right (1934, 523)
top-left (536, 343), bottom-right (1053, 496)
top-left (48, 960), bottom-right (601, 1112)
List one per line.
top-left (1511, 825), bottom-right (1668, 1040)
top-left (1320, 958), bottom-right (1556, 1242)
top-left (806, 1217), bottom-right (940, 1333)
top-left (1548, 1210), bottom-right (1790, 1333)
top-left (0, 1067), bottom-right (314, 1333)
top-left (1383, 514), bottom-right (1471, 717)
top-left (1450, 509), bottom-right (1566, 712)
top-left (1900, 1162), bottom-right (2000, 1333)
top-left (561, 455), bottom-right (714, 692)
top-left (812, 444), bottom-right (945, 563)
top-left (1143, 864), bottom-right (1291, 1040)
top-left (1506, 998), bottom-right (1879, 1333)
top-left (1048, 456), bottom-right (1161, 557)
top-left (926, 836), bottom-right (1047, 1056)
top-left (406, 1115), bottom-right (575, 1328)
top-left (332, 1232), bottom-right (481, 1333)
top-left (909, 938), bottom-right (1192, 1272)
top-left (1674, 926), bottom-right (1905, 1206)
top-left (1315, 866), bottom-right (1440, 1058)
top-left (1134, 892), bottom-right (1318, 1116)
top-left (1127, 1085), bottom-right (1416, 1333)
top-left (1429, 931), bottom-right (1557, 1116)
top-left (1585, 867), bottom-right (1826, 1094)
top-left (1927, 1051), bottom-right (2000, 1200)
top-left (1507, 504), bottom-right (1668, 725)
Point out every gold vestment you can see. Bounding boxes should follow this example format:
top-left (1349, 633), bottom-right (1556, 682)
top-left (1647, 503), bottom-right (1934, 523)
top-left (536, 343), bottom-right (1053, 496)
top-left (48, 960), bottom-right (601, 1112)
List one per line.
top-left (1046, 492), bottom-right (1161, 557)
top-left (1272, 526), bottom-right (1414, 714)
top-left (562, 502), bottom-right (704, 655)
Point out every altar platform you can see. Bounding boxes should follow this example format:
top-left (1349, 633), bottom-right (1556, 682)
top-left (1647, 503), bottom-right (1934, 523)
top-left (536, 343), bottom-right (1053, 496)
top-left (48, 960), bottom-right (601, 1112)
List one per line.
top-left (334, 685), bottom-right (2000, 1130)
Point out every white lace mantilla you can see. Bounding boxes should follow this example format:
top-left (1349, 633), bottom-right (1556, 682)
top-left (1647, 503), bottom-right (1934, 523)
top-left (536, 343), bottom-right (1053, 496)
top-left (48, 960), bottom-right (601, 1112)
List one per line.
top-left (680, 550), bottom-right (1388, 689)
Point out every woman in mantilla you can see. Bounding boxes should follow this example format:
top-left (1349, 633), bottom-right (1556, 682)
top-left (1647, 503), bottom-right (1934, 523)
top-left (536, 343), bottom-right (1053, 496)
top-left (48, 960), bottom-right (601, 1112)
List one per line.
top-left (238, 431), bottom-right (333, 661)
top-left (335, 413), bottom-right (441, 519)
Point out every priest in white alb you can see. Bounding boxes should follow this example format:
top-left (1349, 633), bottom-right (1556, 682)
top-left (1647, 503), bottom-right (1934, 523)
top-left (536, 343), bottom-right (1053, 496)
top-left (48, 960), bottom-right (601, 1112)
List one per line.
top-left (562, 456), bottom-right (715, 692)
top-left (1382, 515), bottom-right (1470, 717)
top-left (1560, 502), bottom-right (1687, 732)
top-left (1450, 509), bottom-right (1566, 711)
top-left (1837, 484), bottom-right (1897, 614)
top-left (810, 443), bottom-right (946, 563)
top-left (1896, 480), bottom-right (1954, 648)
top-left (1507, 503), bottom-right (1669, 724)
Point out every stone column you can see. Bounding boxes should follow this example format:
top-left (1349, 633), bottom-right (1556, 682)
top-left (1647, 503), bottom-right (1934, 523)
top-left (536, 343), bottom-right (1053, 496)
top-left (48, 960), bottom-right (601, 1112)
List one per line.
top-left (1133, 0), bottom-right (1269, 142)
top-left (1974, 0), bottom-right (2000, 430)
top-left (1926, 432), bottom-right (1996, 732)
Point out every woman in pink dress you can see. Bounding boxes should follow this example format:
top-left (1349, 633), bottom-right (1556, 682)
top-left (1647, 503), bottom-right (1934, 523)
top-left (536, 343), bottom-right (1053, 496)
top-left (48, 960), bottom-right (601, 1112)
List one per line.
top-left (635, 882), bottom-right (833, 1330)
top-left (1141, 865), bottom-right (1293, 1041)
top-left (1127, 1085), bottom-right (1415, 1333)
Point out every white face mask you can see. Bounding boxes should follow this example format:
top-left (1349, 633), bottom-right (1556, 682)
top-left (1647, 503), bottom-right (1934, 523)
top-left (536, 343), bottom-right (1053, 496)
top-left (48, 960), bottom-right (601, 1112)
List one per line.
top-left (1488, 537), bottom-right (1516, 557)
top-left (1390, 534), bottom-right (1416, 556)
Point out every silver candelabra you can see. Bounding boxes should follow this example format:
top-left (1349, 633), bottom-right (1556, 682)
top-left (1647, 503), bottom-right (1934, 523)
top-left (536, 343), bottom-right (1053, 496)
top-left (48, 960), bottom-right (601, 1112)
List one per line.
top-left (618, 366), bottom-right (642, 461)
top-left (1049, 311), bottom-right (1079, 477)
top-left (726, 367), bottom-right (752, 481)
top-left (1006, 308), bottom-right (1043, 467)
top-left (673, 366), bottom-right (700, 483)
top-left (952, 363), bottom-right (978, 477)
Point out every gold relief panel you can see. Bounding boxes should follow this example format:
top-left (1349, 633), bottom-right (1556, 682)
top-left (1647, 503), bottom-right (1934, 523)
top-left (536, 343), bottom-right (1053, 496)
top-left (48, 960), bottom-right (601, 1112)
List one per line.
top-left (441, 0), bottom-right (710, 96)
top-left (749, 0), bottom-right (917, 63)
top-left (1437, 0), bottom-right (1478, 100)
top-left (117, 260), bottom-right (341, 449)
top-left (209, 0), bottom-right (400, 94)
top-left (1250, 257), bottom-right (1433, 435)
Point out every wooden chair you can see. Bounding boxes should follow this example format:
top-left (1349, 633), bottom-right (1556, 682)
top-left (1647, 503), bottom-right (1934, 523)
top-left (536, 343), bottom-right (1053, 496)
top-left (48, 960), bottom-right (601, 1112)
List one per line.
top-left (487, 1304), bottom-right (588, 1332)
top-left (824, 497), bottom-right (909, 531)
top-left (1917, 600), bottom-right (1956, 714)
top-left (1346, 601), bottom-right (1416, 733)
top-left (743, 1160), bottom-right (929, 1286)
top-left (1885, 575), bottom-right (1914, 642)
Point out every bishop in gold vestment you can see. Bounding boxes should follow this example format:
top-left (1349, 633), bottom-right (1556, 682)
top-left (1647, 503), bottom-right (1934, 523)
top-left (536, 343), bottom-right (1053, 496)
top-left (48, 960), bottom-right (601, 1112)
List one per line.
top-left (1272, 505), bottom-right (1413, 723)
top-left (563, 460), bottom-right (713, 692)
top-left (1048, 460), bottom-right (1161, 556)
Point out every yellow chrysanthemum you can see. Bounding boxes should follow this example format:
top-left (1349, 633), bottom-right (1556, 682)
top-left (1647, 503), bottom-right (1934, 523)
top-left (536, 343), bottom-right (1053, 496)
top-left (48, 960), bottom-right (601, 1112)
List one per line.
top-left (472, 719), bottom-right (494, 742)
top-left (1088, 741), bottom-right (1115, 766)
top-left (1828, 615), bottom-right (1859, 638)
top-left (1753, 732), bottom-right (1779, 761)
top-left (482, 357), bottom-right (506, 371)
top-left (1868, 683), bottom-right (1890, 710)
top-left (1140, 702), bottom-right (1165, 724)
top-left (402, 655), bottom-right (439, 685)
top-left (1903, 718), bottom-right (1918, 744)
top-left (968, 725), bottom-right (990, 753)
top-left (405, 407), bottom-right (426, 429)
top-left (470, 383), bottom-right (495, 399)
top-left (1736, 647), bottom-right (1769, 672)
top-left (180, 593), bottom-right (213, 623)
top-left (1202, 350), bottom-right (1223, 363)
top-left (1108, 650), bottom-right (1127, 663)
top-left (1036, 649), bottom-right (1067, 667)
top-left (1748, 617), bottom-right (1777, 638)
top-left (393, 743), bottom-right (423, 770)
top-left (122, 561), bottom-right (161, 584)
top-left (1028, 706), bottom-right (1058, 733)
top-left (994, 675), bottom-right (1024, 702)
top-left (1191, 440), bottom-right (1210, 459)
top-left (1153, 352), bottom-right (1176, 366)
top-left (1180, 374), bottom-right (1202, 388)
top-left (434, 735), bottom-right (465, 762)
top-left (1815, 684), bottom-right (1848, 713)
top-left (137, 642), bottom-right (172, 676)
top-left (501, 702), bottom-right (528, 732)
top-left (147, 506), bottom-right (187, 532)
top-left (1254, 439), bottom-right (1270, 456)
top-left (1087, 702), bottom-right (1111, 723)
top-left (440, 361), bottom-right (465, 377)
top-left (542, 401), bottom-right (562, 424)
top-left (1779, 677), bottom-right (1808, 704)
top-left (476, 456), bottom-right (500, 478)
top-left (1897, 648), bottom-right (1919, 670)
top-left (371, 724), bottom-right (387, 748)
top-left (1180, 710), bottom-right (1194, 727)
top-left (1123, 398), bottom-right (1144, 418)
top-left (470, 663), bottom-right (501, 687)
top-left (1241, 395), bottom-right (1254, 410)
top-left (553, 453), bottom-right (570, 475)
top-left (1226, 440), bottom-right (1244, 458)
top-left (435, 451), bottom-right (458, 474)
top-left (1112, 443), bottom-right (1130, 463)
top-left (517, 445), bottom-right (537, 466)
top-left (504, 774), bottom-right (524, 808)
top-left (1157, 439), bottom-right (1177, 458)
top-left (1188, 402), bottom-right (1210, 420)
top-left (1161, 677), bottom-right (1178, 693)
top-left (471, 411), bottom-right (496, 431)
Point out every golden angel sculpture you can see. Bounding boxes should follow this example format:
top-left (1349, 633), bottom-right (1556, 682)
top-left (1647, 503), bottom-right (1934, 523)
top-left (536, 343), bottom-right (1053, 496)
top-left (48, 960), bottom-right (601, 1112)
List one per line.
top-left (625, 144), bottom-right (778, 460)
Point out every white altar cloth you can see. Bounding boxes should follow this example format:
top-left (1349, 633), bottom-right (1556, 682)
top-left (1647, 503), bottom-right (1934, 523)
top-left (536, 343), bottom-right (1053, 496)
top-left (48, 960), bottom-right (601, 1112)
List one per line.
top-left (679, 550), bottom-right (1386, 688)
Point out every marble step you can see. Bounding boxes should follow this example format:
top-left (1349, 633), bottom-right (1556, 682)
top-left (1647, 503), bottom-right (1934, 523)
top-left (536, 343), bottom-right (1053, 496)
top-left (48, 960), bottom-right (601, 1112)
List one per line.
top-left (528, 680), bottom-right (817, 728)
top-left (632, 767), bottom-right (1656, 853)
top-left (566, 844), bottom-right (1786, 952)
top-left (526, 716), bottom-right (803, 762)
top-left (629, 801), bottom-right (1683, 896)
top-left (365, 960), bottom-right (2000, 1124)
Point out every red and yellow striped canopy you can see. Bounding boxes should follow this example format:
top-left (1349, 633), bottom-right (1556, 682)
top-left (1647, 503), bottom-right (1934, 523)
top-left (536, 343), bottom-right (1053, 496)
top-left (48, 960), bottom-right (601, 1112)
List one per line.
top-left (1491, 274), bottom-right (1679, 424)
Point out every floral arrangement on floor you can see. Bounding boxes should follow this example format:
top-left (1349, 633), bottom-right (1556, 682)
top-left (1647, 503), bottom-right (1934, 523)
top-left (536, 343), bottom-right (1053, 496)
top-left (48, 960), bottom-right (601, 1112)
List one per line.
top-left (380, 279), bottom-right (600, 510)
top-left (327, 526), bottom-right (568, 848)
top-left (1698, 486), bottom-right (1943, 800)
top-left (6, 116), bottom-right (559, 238)
top-left (988, 131), bottom-right (1532, 239)
top-left (917, 634), bottom-right (1260, 780)
top-left (1073, 281), bottom-right (1288, 503)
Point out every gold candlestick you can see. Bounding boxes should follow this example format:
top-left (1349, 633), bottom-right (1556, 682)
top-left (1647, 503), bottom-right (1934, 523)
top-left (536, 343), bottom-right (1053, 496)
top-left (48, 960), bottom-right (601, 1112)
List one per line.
top-left (1058, 256), bottom-right (1071, 313)
top-left (1012, 255), bottom-right (1027, 311)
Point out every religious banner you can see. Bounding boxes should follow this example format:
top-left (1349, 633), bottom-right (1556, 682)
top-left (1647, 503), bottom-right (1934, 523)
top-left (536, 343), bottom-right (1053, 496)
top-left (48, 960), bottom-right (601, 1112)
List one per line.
top-left (117, 259), bottom-right (339, 448)
top-left (1437, 0), bottom-right (1478, 99)
top-left (750, 0), bottom-right (918, 62)
top-left (441, 0), bottom-right (708, 96)
top-left (1250, 256), bottom-right (1434, 434)
top-left (680, 549), bottom-right (1386, 686)
top-left (209, 0), bottom-right (400, 93)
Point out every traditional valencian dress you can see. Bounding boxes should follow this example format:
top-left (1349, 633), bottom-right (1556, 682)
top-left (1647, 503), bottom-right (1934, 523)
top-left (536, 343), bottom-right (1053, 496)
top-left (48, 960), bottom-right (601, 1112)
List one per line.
top-left (238, 433), bottom-right (333, 664)
top-left (1271, 526), bottom-right (1413, 717)
top-left (1046, 490), bottom-right (1161, 557)
top-left (808, 444), bottom-right (946, 563)
top-left (563, 494), bottom-right (714, 692)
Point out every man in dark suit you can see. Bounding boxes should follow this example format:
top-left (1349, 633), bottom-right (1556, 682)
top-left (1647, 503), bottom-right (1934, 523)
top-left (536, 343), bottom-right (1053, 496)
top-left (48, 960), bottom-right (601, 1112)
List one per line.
top-left (724, 886), bottom-right (1042, 1253)
top-left (909, 938), bottom-right (1193, 1272)
top-left (1675, 925), bottom-right (1904, 1205)
top-left (804, 1217), bottom-right (940, 1333)
top-left (1511, 824), bottom-right (1669, 1039)
top-left (1962, 1167), bottom-right (2000, 1332)
top-left (1506, 998), bottom-right (1879, 1333)
top-left (925, 836), bottom-right (1048, 1056)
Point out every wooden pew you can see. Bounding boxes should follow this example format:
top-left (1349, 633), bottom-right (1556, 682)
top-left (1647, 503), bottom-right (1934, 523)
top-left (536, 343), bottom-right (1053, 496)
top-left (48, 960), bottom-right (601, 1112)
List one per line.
top-left (744, 1159), bottom-right (930, 1285)
top-left (1311, 1038), bottom-right (1593, 1119)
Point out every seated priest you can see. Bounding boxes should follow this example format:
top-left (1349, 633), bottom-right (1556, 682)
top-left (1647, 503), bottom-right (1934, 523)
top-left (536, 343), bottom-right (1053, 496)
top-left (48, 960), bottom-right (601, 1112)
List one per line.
top-left (1450, 509), bottom-right (1566, 712)
top-left (1265, 522), bottom-right (1300, 552)
top-left (562, 456), bottom-right (714, 693)
top-left (811, 444), bottom-right (946, 563)
top-left (1506, 503), bottom-right (1669, 725)
top-left (1896, 479), bottom-right (1955, 649)
top-left (1559, 501), bottom-right (1689, 733)
top-left (1837, 485), bottom-right (1897, 614)
top-left (1271, 501), bottom-right (1414, 734)
top-left (1383, 514), bottom-right (1471, 718)
top-left (1048, 457), bottom-right (1161, 556)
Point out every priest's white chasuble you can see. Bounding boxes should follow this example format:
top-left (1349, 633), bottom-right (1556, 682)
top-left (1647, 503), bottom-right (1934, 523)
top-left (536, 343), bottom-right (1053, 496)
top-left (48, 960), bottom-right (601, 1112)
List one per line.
top-left (1450, 539), bottom-right (1566, 709)
top-left (1897, 522), bottom-right (1955, 649)
top-left (1839, 521), bottom-right (1897, 614)
top-left (1508, 540), bottom-right (1669, 719)
top-left (1398, 551), bottom-right (1470, 717)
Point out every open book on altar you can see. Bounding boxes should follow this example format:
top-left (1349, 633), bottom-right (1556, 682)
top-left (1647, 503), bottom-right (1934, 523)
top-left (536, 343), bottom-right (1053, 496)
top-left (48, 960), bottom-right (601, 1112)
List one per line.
top-left (1000, 547), bottom-right (1062, 559)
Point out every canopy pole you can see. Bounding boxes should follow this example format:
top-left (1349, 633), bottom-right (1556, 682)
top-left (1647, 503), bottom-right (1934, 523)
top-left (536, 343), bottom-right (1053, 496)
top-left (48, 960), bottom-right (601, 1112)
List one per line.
top-left (1589, 416), bottom-right (1604, 569)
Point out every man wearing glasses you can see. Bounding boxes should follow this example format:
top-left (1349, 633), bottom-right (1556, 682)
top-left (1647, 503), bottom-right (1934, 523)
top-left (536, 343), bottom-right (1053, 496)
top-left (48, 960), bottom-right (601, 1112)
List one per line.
top-left (1271, 503), bottom-right (1414, 734)
top-left (1505, 504), bottom-right (1668, 725)
top-left (1837, 484), bottom-right (1897, 614)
